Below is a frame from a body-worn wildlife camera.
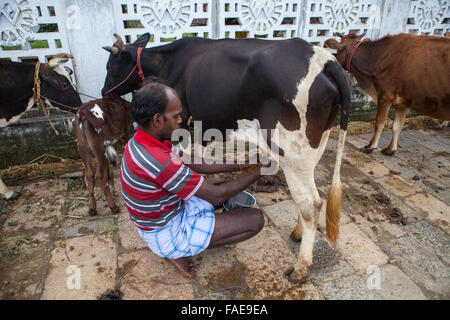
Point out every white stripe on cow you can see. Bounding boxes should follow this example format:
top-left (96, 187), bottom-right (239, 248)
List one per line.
top-left (90, 104), bottom-right (104, 120)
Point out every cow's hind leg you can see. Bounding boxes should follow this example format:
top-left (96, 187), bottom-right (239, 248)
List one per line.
top-left (83, 153), bottom-right (97, 216)
top-left (74, 119), bottom-right (97, 216)
top-left (382, 107), bottom-right (407, 156)
top-left (89, 136), bottom-right (120, 214)
top-left (282, 165), bottom-right (322, 284)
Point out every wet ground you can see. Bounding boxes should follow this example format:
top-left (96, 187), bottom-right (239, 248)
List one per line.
top-left (0, 118), bottom-right (449, 300)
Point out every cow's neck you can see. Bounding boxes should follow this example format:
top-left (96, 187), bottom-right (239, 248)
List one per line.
top-left (347, 39), bottom-right (392, 97)
top-left (140, 46), bottom-right (178, 82)
top-left (347, 44), bottom-right (373, 77)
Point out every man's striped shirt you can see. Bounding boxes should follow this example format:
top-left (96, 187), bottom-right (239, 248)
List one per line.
top-left (120, 128), bottom-right (204, 231)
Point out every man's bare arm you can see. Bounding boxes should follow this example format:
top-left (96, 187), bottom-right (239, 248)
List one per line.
top-left (183, 154), bottom-right (256, 174)
top-left (194, 166), bottom-right (262, 206)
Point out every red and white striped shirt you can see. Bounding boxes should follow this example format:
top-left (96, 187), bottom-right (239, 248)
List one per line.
top-left (120, 127), bottom-right (204, 231)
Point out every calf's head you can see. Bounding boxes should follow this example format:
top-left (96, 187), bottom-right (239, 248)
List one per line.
top-left (101, 33), bottom-right (152, 97)
top-left (40, 54), bottom-right (82, 113)
top-left (324, 32), bottom-right (368, 70)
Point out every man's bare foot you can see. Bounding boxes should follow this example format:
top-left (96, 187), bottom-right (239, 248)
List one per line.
top-left (165, 257), bottom-right (197, 279)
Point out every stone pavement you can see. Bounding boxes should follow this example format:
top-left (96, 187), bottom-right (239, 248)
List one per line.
top-left (0, 127), bottom-right (449, 300)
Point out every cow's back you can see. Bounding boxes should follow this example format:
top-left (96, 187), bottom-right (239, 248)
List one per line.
top-left (182, 38), bottom-right (320, 131)
top-left (79, 96), bottom-right (133, 141)
top-left (375, 34), bottom-right (450, 118)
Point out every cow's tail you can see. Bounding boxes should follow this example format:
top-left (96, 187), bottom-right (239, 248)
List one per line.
top-left (105, 143), bottom-right (118, 167)
top-left (324, 61), bottom-right (350, 246)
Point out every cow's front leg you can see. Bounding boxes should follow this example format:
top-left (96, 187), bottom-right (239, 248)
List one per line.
top-left (362, 97), bottom-right (392, 154)
top-left (282, 166), bottom-right (321, 284)
top-left (382, 107), bottom-right (407, 156)
top-left (0, 178), bottom-right (20, 200)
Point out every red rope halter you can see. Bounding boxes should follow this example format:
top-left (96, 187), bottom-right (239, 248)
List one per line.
top-left (347, 40), bottom-right (364, 73)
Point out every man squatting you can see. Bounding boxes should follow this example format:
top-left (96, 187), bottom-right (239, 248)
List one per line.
top-left (120, 79), bottom-right (271, 277)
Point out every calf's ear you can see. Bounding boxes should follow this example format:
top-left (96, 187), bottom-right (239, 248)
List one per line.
top-left (133, 33), bottom-right (150, 48)
top-left (324, 39), bottom-right (343, 50)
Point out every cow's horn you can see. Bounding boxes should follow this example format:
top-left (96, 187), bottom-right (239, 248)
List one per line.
top-left (336, 32), bottom-right (344, 38)
top-left (360, 31), bottom-right (367, 38)
top-left (53, 53), bottom-right (73, 59)
top-left (103, 46), bottom-right (119, 55)
top-left (113, 33), bottom-right (125, 49)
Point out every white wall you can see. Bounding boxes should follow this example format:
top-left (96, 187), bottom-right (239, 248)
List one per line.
top-left (64, 0), bottom-right (116, 101)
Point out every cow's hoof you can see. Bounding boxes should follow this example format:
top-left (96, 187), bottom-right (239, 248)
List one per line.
top-left (360, 145), bottom-right (374, 154)
top-left (111, 206), bottom-right (120, 214)
top-left (7, 191), bottom-right (21, 201)
top-left (284, 267), bottom-right (309, 285)
top-left (290, 231), bottom-right (302, 243)
top-left (381, 148), bottom-right (396, 156)
top-left (88, 209), bottom-right (97, 216)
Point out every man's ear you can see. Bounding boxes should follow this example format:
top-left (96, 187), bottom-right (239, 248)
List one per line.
top-left (152, 113), bottom-right (164, 128)
top-left (324, 38), bottom-right (344, 50)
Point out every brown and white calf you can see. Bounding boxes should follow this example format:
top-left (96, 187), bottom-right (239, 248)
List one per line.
top-left (72, 95), bottom-right (134, 215)
top-left (325, 32), bottom-right (450, 155)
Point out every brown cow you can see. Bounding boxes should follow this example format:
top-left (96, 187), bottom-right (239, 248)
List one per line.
top-left (72, 95), bottom-right (134, 215)
top-left (325, 32), bottom-right (450, 155)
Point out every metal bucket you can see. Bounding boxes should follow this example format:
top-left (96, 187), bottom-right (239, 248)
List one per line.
top-left (223, 191), bottom-right (256, 212)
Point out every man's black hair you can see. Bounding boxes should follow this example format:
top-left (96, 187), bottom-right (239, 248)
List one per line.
top-left (131, 77), bottom-right (170, 128)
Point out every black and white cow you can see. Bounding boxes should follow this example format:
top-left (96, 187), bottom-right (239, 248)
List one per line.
top-left (101, 34), bottom-right (350, 284)
top-left (0, 54), bottom-right (82, 200)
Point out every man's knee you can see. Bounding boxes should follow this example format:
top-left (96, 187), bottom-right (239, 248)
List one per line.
top-left (249, 208), bottom-right (265, 234)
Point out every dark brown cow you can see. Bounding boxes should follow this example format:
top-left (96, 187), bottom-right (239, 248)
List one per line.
top-left (325, 32), bottom-right (450, 155)
top-left (72, 95), bottom-right (134, 216)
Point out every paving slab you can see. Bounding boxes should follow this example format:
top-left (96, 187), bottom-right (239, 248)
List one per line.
top-left (260, 200), bottom-right (299, 252)
top-left (318, 274), bottom-right (379, 300)
top-left (378, 235), bottom-right (450, 299)
top-left (254, 189), bottom-right (290, 207)
top-left (405, 193), bottom-right (450, 233)
top-left (194, 246), bottom-right (250, 299)
top-left (58, 217), bottom-right (116, 238)
top-left (118, 250), bottom-right (195, 300)
top-left (343, 151), bottom-right (390, 178)
top-left (117, 212), bottom-right (148, 251)
top-left (308, 233), bottom-right (355, 285)
top-left (348, 131), bottom-right (450, 205)
top-left (41, 233), bottom-right (117, 300)
top-left (337, 223), bottom-right (389, 274)
top-left (0, 231), bottom-right (52, 299)
top-left (262, 199), bottom-right (348, 255)
top-left (375, 174), bottom-right (422, 198)
top-left (1, 180), bottom-right (66, 234)
top-left (376, 264), bottom-right (427, 300)
top-left (405, 220), bottom-right (450, 265)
